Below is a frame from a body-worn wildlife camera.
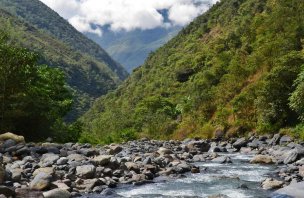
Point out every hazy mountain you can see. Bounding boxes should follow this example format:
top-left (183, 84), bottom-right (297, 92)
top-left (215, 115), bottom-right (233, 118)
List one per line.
top-left (86, 27), bottom-right (181, 72)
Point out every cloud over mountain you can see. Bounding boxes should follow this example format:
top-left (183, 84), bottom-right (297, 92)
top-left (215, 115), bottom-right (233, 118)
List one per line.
top-left (40, 0), bottom-right (218, 36)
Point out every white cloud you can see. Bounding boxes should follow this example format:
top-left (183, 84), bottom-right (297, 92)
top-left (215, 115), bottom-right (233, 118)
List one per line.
top-left (40, 0), bottom-right (218, 35)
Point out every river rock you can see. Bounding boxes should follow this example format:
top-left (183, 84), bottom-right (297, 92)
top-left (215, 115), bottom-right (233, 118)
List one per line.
top-left (208, 194), bottom-right (230, 198)
top-left (43, 188), bottom-right (70, 198)
top-left (0, 186), bottom-right (15, 197)
top-left (30, 172), bottom-right (52, 190)
top-left (157, 147), bottom-right (173, 155)
top-left (76, 165), bottom-right (96, 179)
top-left (284, 150), bottom-right (298, 164)
top-left (15, 188), bottom-right (44, 198)
top-left (187, 141), bottom-right (210, 153)
top-left (212, 156), bottom-right (232, 164)
top-left (298, 165), bottom-right (304, 177)
top-left (92, 155), bottom-right (112, 166)
top-left (250, 155), bottom-right (274, 164)
top-left (125, 162), bottom-right (140, 173)
top-left (0, 132), bottom-right (25, 143)
top-left (40, 154), bottom-right (59, 166)
top-left (232, 138), bottom-right (247, 149)
top-left (295, 158), bottom-right (304, 165)
top-left (271, 181), bottom-right (304, 198)
top-left (10, 168), bottom-right (22, 181)
top-left (269, 134), bottom-right (281, 145)
top-left (108, 145), bottom-right (123, 155)
top-left (33, 167), bottom-right (54, 177)
top-left (262, 178), bottom-right (284, 190)
top-left (279, 135), bottom-right (292, 145)
top-left (56, 157), bottom-right (68, 165)
top-left (67, 154), bottom-right (86, 162)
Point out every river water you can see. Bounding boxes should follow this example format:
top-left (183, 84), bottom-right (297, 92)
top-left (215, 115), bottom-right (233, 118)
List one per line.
top-left (86, 153), bottom-right (277, 198)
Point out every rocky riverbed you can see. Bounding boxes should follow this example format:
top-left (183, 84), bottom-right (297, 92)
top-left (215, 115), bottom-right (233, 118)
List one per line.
top-left (0, 132), bottom-right (304, 198)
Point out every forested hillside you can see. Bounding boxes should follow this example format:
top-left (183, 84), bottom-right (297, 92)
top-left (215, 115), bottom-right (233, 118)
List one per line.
top-left (81, 0), bottom-right (304, 144)
top-left (0, 0), bottom-right (128, 80)
top-left (0, 0), bottom-right (128, 120)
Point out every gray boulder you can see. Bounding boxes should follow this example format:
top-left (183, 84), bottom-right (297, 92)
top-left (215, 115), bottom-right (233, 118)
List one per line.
top-left (76, 165), bottom-right (96, 179)
top-left (271, 181), bottom-right (304, 198)
top-left (269, 134), bottom-right (281, 146)
top-left (30, 172), bottom-right (52, 190)
top-left (232, 138), bottom-right (247, 149)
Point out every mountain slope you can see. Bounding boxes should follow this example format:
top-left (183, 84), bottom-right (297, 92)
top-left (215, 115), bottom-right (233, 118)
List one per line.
top-left (0, 5), bottom-right (126, 120)
top-left (86, 27), bottom-right (181, 72)
top-left (81, 0), bottom-right (304, 143)
top-left (0, 0), bottom-right (128, 80)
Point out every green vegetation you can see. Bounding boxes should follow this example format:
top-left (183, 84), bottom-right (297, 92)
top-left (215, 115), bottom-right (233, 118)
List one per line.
top-left (0, 34), bottom-right (73, 140)
top-left (81, 0), bottom-right (304, 144)
top-left (0, 5), bottom-right (127, 120)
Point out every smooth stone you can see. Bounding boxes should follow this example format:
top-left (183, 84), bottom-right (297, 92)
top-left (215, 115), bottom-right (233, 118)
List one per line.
top-left (67, 154), bottom-right (86, 162)
top-left (284, 150), bottom-right (298, 164)
top-left (232, 138), bottom-right (247, 149)
top-left (30, 172), bottom-right (52, 190)
top-left (212, 156), bottom-right (232, 164)
top-left (271, 181), bottom-right (304, 198)
top-left (33, 167), bottom-right (54, 177)
top-left (15, 188), bottom-right (44, 198)
top-left (108, 145), bottom-right (123, 155)
top-left (250, 155), bottom-right (274, 164)
top-left (269, 134), bottom-right (281, 145)
top-left (43, 188), bottom-right (70, 198)
top-left (262, 178), bottom-right (284, 190)
top-left (76, 165), bottom-right (96, 179)
top-left (92, 155), bottom-right (112, 166)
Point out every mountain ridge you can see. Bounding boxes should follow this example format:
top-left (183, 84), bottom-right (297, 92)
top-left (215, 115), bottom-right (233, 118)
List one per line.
top-left (80, 0), bottom-right (304, 144)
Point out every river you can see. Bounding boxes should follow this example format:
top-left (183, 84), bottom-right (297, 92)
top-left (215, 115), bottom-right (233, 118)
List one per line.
top-left (83, 153), bottom-right (277, 198)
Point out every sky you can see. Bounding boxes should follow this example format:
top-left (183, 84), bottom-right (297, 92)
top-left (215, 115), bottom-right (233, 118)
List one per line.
top-left (40, 0), bottom-right (219, 36)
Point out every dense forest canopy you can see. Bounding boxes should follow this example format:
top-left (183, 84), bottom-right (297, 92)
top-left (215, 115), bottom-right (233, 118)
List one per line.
top-left (0, 33), bottom-right (74, 140)
top-left (80, 0), bottom-right (304, 144)
top-left (0, 1), bottom-right (127, 121)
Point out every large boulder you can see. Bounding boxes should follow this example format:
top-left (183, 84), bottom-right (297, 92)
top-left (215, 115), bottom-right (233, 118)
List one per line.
top-left (262, 178), bottom-right (284, 190)
top-left (0, 132), bottom-right (25, 143)
top-left (43, 188), bottom-right (70, 198)
top-left (76, 165), bottom-right (96, 179)
top-left (271, 181), bottom-right (304, 198)
top-left (30, 172), bottom-right (52, 190)
top-left (250, 155), bottom-right (274, 164)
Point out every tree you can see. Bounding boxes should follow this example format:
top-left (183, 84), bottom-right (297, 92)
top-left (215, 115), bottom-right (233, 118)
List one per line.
top-left (0, 38), bottom-right (72, 140)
